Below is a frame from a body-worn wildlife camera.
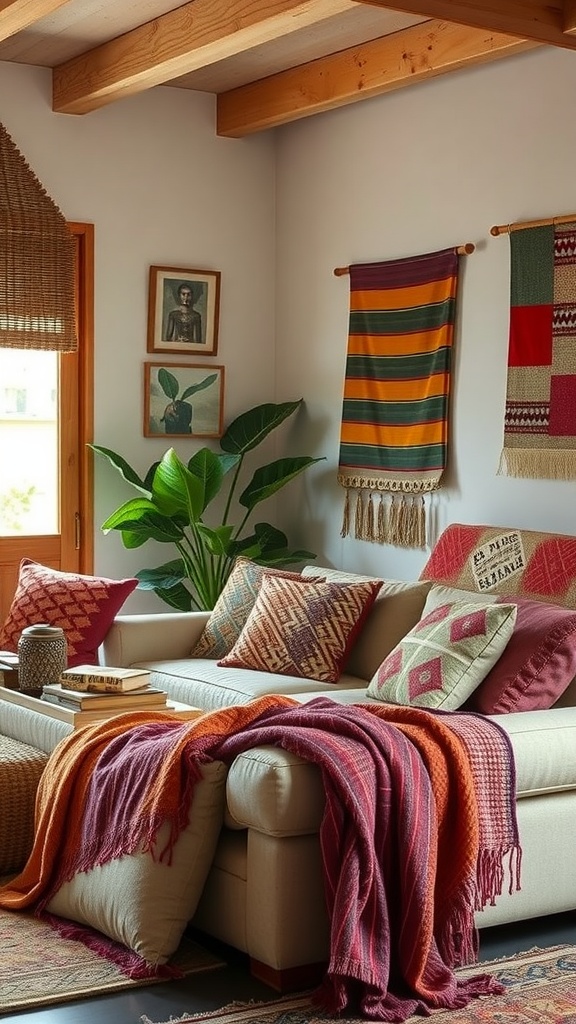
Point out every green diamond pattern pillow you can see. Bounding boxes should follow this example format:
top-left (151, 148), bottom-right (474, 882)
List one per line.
top-left (366, 601), bottom-right (517, 710)
top-left (191, 557), bottom-right (323, 659)
top-left (218, 574), bottom-right (383, 683)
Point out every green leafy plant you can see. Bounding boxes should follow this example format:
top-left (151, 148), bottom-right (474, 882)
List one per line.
top-left (90, 399), bottom-right (324, 611)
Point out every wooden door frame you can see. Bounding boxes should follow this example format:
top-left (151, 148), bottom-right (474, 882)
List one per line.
top-left (66, 222), bottom-right (95, 574)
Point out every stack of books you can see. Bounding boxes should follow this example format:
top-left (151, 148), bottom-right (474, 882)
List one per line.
top-left (40, 664), bottom-right (170, 721)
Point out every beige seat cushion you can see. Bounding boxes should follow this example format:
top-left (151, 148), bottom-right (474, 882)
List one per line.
top-left (134, 660), bottom-right (367, 711)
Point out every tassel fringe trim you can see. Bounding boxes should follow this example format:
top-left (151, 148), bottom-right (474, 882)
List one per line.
top-left (341, 488), bottom-right (428, 548)
top-left (498, 447), bottom-right (576, 480)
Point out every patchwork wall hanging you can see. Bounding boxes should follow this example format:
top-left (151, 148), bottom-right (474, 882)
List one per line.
top-left (492, 214), bottom-right (576, 480)
top-left (336, 245), bottom-right (469, 549)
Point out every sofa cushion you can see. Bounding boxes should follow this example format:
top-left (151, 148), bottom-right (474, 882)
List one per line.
top-left (132, 659), bottom-right (367, 711)
top-left (46, 759), bottom-right (227, 965)
top-left (302, 566), bottom-right (432, 681)
top-left (0, 560), bottom-right (138, 668)
top-left (366, 600), bottom-right (517, 710)
top-left (191, 557), bottom-right (323, 659)
top-left (218, 575), bottom-right (382, 683)
top-left (423, 584), bottom-right (576, 714)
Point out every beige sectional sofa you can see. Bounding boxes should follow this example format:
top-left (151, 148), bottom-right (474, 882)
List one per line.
top-left (2, 522), bottom-right (576, 992)
top-left (97, 524), bottom-right (576, 988)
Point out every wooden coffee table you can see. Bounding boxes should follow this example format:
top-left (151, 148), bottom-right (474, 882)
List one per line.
top-left (0, 686), bottom-right (203, 730)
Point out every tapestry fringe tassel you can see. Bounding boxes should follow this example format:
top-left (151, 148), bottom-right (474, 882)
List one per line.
top-left (341, 488), bottom-right (427, 549)
top-left (498, 448), bottom-right (576, 481)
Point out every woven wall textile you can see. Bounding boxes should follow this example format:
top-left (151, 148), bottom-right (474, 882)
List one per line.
top-left (499, 221), bottom-right (576, 479)
top-left (338, 248), bottom-right (460, 549)
top-left (0, 122), bottom-right (76, 352)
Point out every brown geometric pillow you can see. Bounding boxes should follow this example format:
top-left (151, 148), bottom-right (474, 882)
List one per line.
top-left (218, 574), bottom-right (383, 683)
top-left (191, 556), bottom-right (323, 659)
top-left (0, 559), bottom-right (138, 668)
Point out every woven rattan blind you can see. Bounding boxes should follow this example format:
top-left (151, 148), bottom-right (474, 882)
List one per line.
top-left (0, 122), bottom-right (77, 352)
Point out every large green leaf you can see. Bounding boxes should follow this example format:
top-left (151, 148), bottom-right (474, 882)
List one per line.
top-left (216, 452), bottom-right (241, 476)
top-left (119, 529), bottom-right (147, 549)
top-left (152, 449), bottom-right (205, 520)
top-left (89, 445), bottom-right (152, 497)
top-left (220, 400), bottom-right (303, 456)
top-left (181, 374), bottom-right (217, 401)
top-left (196, 523), bottom-right (235, 556)
top-left (187, 448), bottom-right (225, 511)
top-left (230, 524), bottom-right (315, 565)
top-left (154, 584), bottom-right (194, 612)
top-left (239, 456), bottom-right (323, 511)
top-left (102, 498), bottom-right (184, 542)
top-left (158, 368), bottom-right (179, 400)
top-left (136, 559), bottom-right (187, 589)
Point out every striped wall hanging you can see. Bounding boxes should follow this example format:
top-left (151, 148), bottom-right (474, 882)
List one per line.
top-left (337, 247), bottom-right (463, 549)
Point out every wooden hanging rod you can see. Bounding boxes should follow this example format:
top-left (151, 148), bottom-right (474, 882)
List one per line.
top-left (333, 243), bottom-right (475, 276)
top-left (491, 213), bottom-right (576, 236)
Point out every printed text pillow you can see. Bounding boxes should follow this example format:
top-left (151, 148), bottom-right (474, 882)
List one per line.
top-left (366, 601), bottom-right (517, 710)
top-left (0, 559), bottom-right (138, 668)
top-left (218, 574), bottom-right (382, 683)
top-left (191, 557), bottom-right (323, 659)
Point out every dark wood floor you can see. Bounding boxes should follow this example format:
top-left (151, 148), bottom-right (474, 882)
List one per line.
top-left (4, 913), bottom-right (576, 1024)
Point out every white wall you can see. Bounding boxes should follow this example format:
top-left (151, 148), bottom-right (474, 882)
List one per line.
top-left (274, 46), bottom-right (576, 580)
top-left (0, 62), bottom-right (276, 610)
top-left (4, 47), bottom-right (576, 602)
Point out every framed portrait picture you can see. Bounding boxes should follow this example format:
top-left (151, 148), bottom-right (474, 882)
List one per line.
top-left (144, 362), bottom-right (225, 438)
top-left (147, 266), bottom-right (221, 356)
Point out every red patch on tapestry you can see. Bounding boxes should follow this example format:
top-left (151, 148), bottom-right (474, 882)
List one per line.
top-left (508, 305), bottom-right (553, 367)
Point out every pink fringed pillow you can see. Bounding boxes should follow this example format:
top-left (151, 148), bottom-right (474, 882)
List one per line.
top-left (0, 559), bottom-right (138, 668)
top-left (218, 574), bottom-right (382, 683)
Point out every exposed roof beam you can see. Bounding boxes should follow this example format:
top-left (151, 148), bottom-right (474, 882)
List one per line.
top-left (564, 0), bottom-right (576, 34)
top-left (355, 1), bottom-right (576, 50)
top-left (52, 0), bottom-right (361, 115)
top-left (217, 19), bottom-right (538, 137)
top-left (0, 0), bottom-right (72, 42)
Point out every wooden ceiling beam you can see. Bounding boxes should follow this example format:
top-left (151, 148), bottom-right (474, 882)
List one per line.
top-left (52, 0), bottom-right (361, 115)
top-left (0, 0), bottom-right (73, 42)
top-left (217, 19), bottom-right (538, 137)
top-left (563, 0), bottom-right (576, 34)
top-left (354, 1), bottom-right (576, 50)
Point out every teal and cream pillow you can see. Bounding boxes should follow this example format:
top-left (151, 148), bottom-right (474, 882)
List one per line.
top-left (191, 557), bottom-right (323, 659)
top-left (218, 574), bottom-right (383, 683)
top-left (366, 600), bottom-right (517, 710)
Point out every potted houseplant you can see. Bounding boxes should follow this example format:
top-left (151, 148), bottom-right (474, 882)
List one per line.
top-left (90, 399), bottom-right (323, 611)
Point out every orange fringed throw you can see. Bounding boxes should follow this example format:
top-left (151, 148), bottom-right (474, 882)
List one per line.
top-left (0, 696), bottom-right (295, 912)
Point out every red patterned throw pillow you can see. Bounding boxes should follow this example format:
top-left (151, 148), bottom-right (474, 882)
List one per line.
top-left (218, 574), bottom-right (383, 683)
top-left (0, 560), bottom-right (138, 667)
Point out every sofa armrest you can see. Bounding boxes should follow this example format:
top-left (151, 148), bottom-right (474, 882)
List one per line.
top-left (101, 611), bottom-right (210, 667)
top-left (225, 745), bottom-right (325, 836)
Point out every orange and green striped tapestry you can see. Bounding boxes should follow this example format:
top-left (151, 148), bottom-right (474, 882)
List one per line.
top-left (338, 248), bottom-right (460, 548)
top-left (499, 221), bottom-right (576, 480)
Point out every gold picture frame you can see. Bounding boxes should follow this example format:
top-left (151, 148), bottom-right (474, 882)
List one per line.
top-left (147, 265), bottom-right (221, 356)
top-left (144, 362), bottom-right (225, 438)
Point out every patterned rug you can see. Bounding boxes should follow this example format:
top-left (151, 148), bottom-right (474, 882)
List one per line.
top-left (144, 944), bottom-right (576, 1024)
top-left (0, 907), bottom-right (224, 1011)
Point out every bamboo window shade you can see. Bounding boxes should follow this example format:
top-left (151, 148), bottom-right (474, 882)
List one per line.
top-left (0, 122), bottom-right (76, 352)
